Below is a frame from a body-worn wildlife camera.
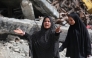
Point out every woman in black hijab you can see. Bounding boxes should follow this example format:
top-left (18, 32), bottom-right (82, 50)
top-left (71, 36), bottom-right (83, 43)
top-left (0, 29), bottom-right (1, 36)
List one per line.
top-left (14, 16), bottom-right (61, 58)
top-left (59, 12), bottom-right (91, 58)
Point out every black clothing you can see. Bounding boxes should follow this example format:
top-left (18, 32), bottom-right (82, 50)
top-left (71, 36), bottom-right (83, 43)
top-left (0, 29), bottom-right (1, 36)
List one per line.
top-left (59, 13), bottom-right (91, 58)
top-left (23, 16), bottom-right (60, 58)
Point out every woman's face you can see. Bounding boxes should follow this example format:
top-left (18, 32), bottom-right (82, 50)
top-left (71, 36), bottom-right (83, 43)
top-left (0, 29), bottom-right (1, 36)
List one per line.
top-left (43, 18), bottom-right (51, 29)
top-left (68, 17), bottom-right (75, 25)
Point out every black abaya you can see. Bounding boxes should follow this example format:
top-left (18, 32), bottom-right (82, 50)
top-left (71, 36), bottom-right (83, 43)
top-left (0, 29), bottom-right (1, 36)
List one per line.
top-left (23, 16), bottom-right (60, 58)
top-left (59, 12), bottom-right (91, 58)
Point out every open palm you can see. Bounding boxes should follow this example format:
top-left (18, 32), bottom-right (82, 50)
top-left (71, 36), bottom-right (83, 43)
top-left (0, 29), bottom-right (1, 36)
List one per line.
top-left (14, 28), bottom-right (24, 36)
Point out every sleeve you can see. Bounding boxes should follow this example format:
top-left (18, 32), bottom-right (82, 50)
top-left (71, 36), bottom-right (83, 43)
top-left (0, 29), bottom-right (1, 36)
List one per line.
top-left (23, 32), bottom-right (32, 41)
top-left (86, 39), bottom-right (91, 55)
top-left (54, 32), bottom-right (61, 41)
top-left (55, 32), bottom-right (61, 36)
top-left (86, 34), bottom-right (91, 55)
top-left (84, 29), bottom-right (91, 55)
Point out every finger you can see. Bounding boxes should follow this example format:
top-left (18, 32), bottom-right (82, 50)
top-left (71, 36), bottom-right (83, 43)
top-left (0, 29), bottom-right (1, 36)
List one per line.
top-left (57, 26), bottom-right (60, 29)
top-left (14, 30), bottom-right (18, 33)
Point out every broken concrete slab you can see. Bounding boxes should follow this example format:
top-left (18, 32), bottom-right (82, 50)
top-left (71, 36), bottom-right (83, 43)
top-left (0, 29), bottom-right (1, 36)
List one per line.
top-left (30, 0), bottom-right (59, 18)
top-left (21, 0), bottom-right (35, 20)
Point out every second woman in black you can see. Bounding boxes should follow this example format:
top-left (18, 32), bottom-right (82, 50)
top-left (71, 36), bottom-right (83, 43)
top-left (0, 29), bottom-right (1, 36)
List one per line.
top-left (59, 12), bottom-right (91, 58)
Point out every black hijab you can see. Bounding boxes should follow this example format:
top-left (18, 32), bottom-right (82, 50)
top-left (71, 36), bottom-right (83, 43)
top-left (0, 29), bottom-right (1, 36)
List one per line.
top-left (38, 16), bottom-right (56, 43)
top-left (61, 12), bottom-right (91, 57)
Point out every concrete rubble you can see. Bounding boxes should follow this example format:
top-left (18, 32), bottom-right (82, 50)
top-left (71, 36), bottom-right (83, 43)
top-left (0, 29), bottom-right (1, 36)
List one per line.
top-left (0, 0), bottom-right (92, 58)
top-left (0, 17), bottom-right (91, 58)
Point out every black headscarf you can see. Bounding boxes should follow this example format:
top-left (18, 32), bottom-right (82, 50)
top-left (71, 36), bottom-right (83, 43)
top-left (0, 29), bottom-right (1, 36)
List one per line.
top-left (40, 16), bottom-right (55, 35)
top-left (60, 12), bottom-right (91, 58)
top-left (35, 16), bottom-right (54, 48)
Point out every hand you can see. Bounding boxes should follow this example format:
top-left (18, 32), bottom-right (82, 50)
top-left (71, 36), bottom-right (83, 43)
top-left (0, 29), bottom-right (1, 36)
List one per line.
top-left (55, 25), bottom-right (61, 33)
top-left (59, 46), bottom-right (63, 52)
top-left (14, 28), bottom-right (25, 36)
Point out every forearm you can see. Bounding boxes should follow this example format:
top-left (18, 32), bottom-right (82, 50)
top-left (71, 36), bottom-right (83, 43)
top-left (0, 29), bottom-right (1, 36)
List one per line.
top-left (23, 32), bottom-right (29, 37)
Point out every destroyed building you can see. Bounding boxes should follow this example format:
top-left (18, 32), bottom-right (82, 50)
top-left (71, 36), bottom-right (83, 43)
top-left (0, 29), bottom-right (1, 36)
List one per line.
top-left (0, 0), bottom-right (92, 58)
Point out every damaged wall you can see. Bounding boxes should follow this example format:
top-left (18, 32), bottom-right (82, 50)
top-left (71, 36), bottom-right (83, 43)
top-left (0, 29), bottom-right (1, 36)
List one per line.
top-left (0, 17), bottom-right (41, 58)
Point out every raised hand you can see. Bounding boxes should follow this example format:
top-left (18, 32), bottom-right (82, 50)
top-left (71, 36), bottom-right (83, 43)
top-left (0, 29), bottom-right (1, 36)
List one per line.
top-left (14, 28), bottom-right (25, 36)
top-left (55, 25), bottom-right (61, 33)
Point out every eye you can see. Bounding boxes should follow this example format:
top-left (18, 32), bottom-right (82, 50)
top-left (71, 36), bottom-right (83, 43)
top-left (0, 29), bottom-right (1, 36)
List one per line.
top-left (48, 21), bottom-right (50, 22)
top-left (44, 20), bottom-right (47, 22)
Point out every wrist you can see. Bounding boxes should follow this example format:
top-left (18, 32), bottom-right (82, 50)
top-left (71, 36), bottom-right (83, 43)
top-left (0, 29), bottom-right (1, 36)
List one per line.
top-left (56, 30), bottom-right (62, 33)
top-left (20, 32), bottom-right (25, 36)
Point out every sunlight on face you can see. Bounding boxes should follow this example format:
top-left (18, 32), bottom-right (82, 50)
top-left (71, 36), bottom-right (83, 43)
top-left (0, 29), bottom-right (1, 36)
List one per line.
top-left (68, 17), bottom-right (75, 25)
top-left (43, 18), bottom-right (51, 29)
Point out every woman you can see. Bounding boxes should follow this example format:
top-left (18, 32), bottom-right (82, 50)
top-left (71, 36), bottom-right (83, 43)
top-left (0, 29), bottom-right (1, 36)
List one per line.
top-left (14, 16), bottom-right (61, 58)
top-left (59, 12), bottom-right (91, 58)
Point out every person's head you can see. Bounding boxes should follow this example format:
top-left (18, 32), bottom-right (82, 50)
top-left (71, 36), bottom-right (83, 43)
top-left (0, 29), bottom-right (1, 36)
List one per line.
top-left (41, 16), bottom-right (54, 30)
top-left (67, 12), bottom-right (86, 29)
top-left (67, 12), bottom-right (83, 26)
top-left (67, 16), bottom-right (75, 25)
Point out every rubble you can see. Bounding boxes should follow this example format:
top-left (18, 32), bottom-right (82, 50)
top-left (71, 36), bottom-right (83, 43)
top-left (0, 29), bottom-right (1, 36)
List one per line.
top-left (0, 0), bottom-right (92, 58)
top-left (21, 0), bottom-right (35, 20)
top-left (47, 0), bottom-right (92, 27)
top-left (0, 16), bottom-right (91, 58)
